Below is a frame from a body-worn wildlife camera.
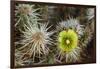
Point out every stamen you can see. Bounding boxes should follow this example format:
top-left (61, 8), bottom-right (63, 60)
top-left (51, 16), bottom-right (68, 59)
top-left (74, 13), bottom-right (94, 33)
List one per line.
top-left (66, 39), bottom-right (70, 45)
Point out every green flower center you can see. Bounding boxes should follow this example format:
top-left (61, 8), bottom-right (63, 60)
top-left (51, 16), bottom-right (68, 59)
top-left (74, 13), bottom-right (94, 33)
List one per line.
top-left (58, 29), bottom-right (78, 52)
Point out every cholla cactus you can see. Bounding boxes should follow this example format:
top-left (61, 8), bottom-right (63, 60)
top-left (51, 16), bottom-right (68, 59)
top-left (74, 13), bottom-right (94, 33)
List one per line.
top-left (56, 18), bottom-right (84, 63)
top-left (57, 18), bottom-right (84, 38)
top-left (15, 4), bottom-right (55, 66)
top-left (14, 4), bottom-right (95, 66)
top-left (80, 8), bottom-right (95, 47)
top-left (15, 49), bottom-right (25, 66)
top-left (86, 8), bottom-right (95, 20)
top-left (15, 4), bottom-right (40, 27)
top-left (15, 22), bottom-right (54, 66)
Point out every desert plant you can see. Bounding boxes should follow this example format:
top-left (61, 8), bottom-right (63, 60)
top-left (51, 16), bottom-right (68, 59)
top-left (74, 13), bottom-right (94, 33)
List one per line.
top-left (56, 18), bottom-right (84, 63)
